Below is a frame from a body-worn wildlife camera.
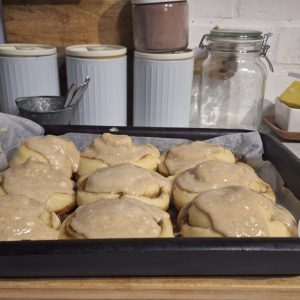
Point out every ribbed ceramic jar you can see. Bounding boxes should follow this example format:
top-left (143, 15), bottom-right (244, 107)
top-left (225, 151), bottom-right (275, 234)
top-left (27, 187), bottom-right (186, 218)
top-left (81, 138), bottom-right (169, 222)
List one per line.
top-left (133, 50), bottom-right (194, 127)
top-left (66, 44), bottom-right (127, 126)
top-left (0, 44), bottom-right (59, 115)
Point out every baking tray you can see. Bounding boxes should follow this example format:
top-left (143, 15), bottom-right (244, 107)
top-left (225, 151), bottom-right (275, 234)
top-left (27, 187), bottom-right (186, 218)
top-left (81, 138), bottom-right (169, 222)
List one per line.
top-left (0, 126), bottom-right (300, 278)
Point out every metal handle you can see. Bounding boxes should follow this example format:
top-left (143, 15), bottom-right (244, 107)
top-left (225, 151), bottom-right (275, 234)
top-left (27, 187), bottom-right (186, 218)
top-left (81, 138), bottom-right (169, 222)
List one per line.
top-left (261, 33), bottom-right (274, 72)
top-left (199, 34), bottom-right (209, 49)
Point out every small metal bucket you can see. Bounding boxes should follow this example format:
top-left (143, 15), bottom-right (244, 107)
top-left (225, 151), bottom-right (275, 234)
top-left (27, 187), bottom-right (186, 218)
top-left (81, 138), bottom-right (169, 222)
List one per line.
top-left (15, 96), bottom-right (76, 125)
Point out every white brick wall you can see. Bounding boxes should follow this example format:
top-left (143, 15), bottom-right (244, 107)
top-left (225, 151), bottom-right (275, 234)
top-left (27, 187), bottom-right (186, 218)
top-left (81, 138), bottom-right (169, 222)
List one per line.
top-left (189, 0), bottom-right (235, 19)
top-left (238, 0), bottom-right (300, 20)
top-left (276, 25), bottom-right (300, 64)
top-left (189, 0), bottom-right (300, 103)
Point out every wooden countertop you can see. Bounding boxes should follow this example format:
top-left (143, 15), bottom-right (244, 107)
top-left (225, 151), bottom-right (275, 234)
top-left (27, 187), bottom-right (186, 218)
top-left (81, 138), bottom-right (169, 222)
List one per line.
top-left (1, 276), bottom-right (300, 299)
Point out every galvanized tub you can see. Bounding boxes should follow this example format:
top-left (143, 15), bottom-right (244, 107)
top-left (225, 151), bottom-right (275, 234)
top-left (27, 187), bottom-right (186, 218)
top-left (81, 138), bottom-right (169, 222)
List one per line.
top-left (15, 96), bottom-right (75, 125)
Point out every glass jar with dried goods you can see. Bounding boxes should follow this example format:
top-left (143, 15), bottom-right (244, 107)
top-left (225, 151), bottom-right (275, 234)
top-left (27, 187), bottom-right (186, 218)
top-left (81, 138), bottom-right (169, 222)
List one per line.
top-left (198, 29), bottom-right (273, 130)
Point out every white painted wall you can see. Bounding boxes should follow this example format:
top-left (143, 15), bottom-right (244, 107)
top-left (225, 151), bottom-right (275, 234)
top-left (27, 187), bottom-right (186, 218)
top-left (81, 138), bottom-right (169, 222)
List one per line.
top-left (188, 0), bottom-right (300, 104)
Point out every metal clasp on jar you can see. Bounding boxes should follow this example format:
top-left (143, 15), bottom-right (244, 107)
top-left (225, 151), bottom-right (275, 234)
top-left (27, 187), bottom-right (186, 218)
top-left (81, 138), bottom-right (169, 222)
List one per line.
top-left (261, 33), bottom-right (274, 72)
top-left (199, 34), bottom-right (209, 49)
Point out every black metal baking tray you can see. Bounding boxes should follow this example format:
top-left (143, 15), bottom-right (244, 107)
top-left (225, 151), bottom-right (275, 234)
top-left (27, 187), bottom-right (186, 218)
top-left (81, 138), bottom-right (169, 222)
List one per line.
top-left (0, 126), bottom-right (300, 278)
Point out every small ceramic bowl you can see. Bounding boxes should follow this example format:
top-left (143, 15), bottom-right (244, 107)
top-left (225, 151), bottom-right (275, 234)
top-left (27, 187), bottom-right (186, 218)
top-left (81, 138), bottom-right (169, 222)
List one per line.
top-left (274, 98), bottom-right (300, 132)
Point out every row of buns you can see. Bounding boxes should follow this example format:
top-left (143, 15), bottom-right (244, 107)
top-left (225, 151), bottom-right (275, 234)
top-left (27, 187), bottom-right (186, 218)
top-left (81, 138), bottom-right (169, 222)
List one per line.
top-left (0, 133), bottom-right (297, 241)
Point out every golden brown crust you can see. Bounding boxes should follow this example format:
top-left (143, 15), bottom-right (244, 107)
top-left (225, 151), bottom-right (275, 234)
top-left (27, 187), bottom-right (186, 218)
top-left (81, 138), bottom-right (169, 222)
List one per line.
top-left (239, 163), bottom-right (275, 201)
top-left (157, 152), bottom-right (169, 177)
top-left (172, 183), bottom-right (198, 211)
top-left (9, 143), bottom-right (47, 166)
top-left (77, 157), bottom-right (108, 178)
top-left (77, 154), bottom-right (160, 178)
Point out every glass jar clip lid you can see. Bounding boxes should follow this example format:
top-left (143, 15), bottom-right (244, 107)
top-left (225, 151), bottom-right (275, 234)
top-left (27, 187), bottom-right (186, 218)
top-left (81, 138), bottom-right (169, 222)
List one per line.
top-left (199, 29), bottom-right (273, 72)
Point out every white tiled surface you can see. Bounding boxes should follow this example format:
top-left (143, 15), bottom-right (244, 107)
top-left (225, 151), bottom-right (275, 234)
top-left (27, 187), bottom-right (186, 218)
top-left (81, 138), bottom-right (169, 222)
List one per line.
top-left (189, 0), bottom-right (300, 104)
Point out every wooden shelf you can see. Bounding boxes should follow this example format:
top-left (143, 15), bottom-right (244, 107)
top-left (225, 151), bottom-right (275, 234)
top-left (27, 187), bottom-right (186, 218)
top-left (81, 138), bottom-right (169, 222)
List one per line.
top-left (1, 276), bottom-right (300, 299)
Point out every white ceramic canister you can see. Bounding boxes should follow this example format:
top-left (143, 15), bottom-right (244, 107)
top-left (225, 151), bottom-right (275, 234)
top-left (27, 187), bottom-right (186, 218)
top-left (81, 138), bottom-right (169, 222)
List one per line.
top-left (66, 44), bottom-right (127, 126)
top-left (0, 44), bottom-right (60, 115)
top-left (133, 50), bottom-right (194, 127)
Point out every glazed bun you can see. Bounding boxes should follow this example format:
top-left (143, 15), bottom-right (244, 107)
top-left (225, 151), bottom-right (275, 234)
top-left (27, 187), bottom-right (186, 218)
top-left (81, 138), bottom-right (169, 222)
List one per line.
top-left (9, 135), bottom-right (80, 178)
top-left (0, 195), bottom-right (60, 241)
top-left (60, 198), bottom-right (174, 239)
top-left (173, 160), bottom-right (275, 210)
top-left (158, 140), bottom-right (235, 177)
top-left (77, 163), bottom-right (171, 210)
top-left (0, 158), bottom-right (75, 215)
top-left (77, 133), bottom-right (160, 177)
top-left (178, 186), bottom-right (297, 238)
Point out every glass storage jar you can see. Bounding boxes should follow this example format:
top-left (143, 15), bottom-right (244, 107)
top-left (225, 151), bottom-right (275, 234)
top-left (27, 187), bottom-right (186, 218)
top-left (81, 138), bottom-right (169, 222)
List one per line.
top-left (198, 29), bottom-right (273, 130)
top-left (131, 0), bottom-right (188, 52)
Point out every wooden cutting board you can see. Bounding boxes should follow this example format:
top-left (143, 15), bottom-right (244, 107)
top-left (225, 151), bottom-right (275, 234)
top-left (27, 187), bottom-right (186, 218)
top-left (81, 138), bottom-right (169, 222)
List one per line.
top-left (1, 276), bottom-right (300, 300)
top-left (3, 0), bottom-right (133, 49)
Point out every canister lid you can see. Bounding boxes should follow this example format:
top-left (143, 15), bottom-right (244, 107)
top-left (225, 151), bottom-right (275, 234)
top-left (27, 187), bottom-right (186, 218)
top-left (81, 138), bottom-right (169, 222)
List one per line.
top-left (66, 44), bottom-right (127, 58)
top-left (134, 49), bottom-right (194, 60)
top-left (132, 0), bottom-right (185, 4)
top-left (208, 29), bottom-right (264, 42)
top-left (0, 44), bottom-right (57, 57)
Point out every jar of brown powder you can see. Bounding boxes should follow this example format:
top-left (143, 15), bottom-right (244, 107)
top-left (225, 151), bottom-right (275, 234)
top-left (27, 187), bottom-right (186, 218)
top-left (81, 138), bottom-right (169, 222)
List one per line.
top-left (132, 0), bottom-right (188, 52)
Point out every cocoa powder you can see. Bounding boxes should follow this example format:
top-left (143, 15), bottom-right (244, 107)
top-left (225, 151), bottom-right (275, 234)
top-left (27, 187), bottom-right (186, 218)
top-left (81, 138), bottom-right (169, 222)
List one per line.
top-left (132, 1), bottom-right (188, 52)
